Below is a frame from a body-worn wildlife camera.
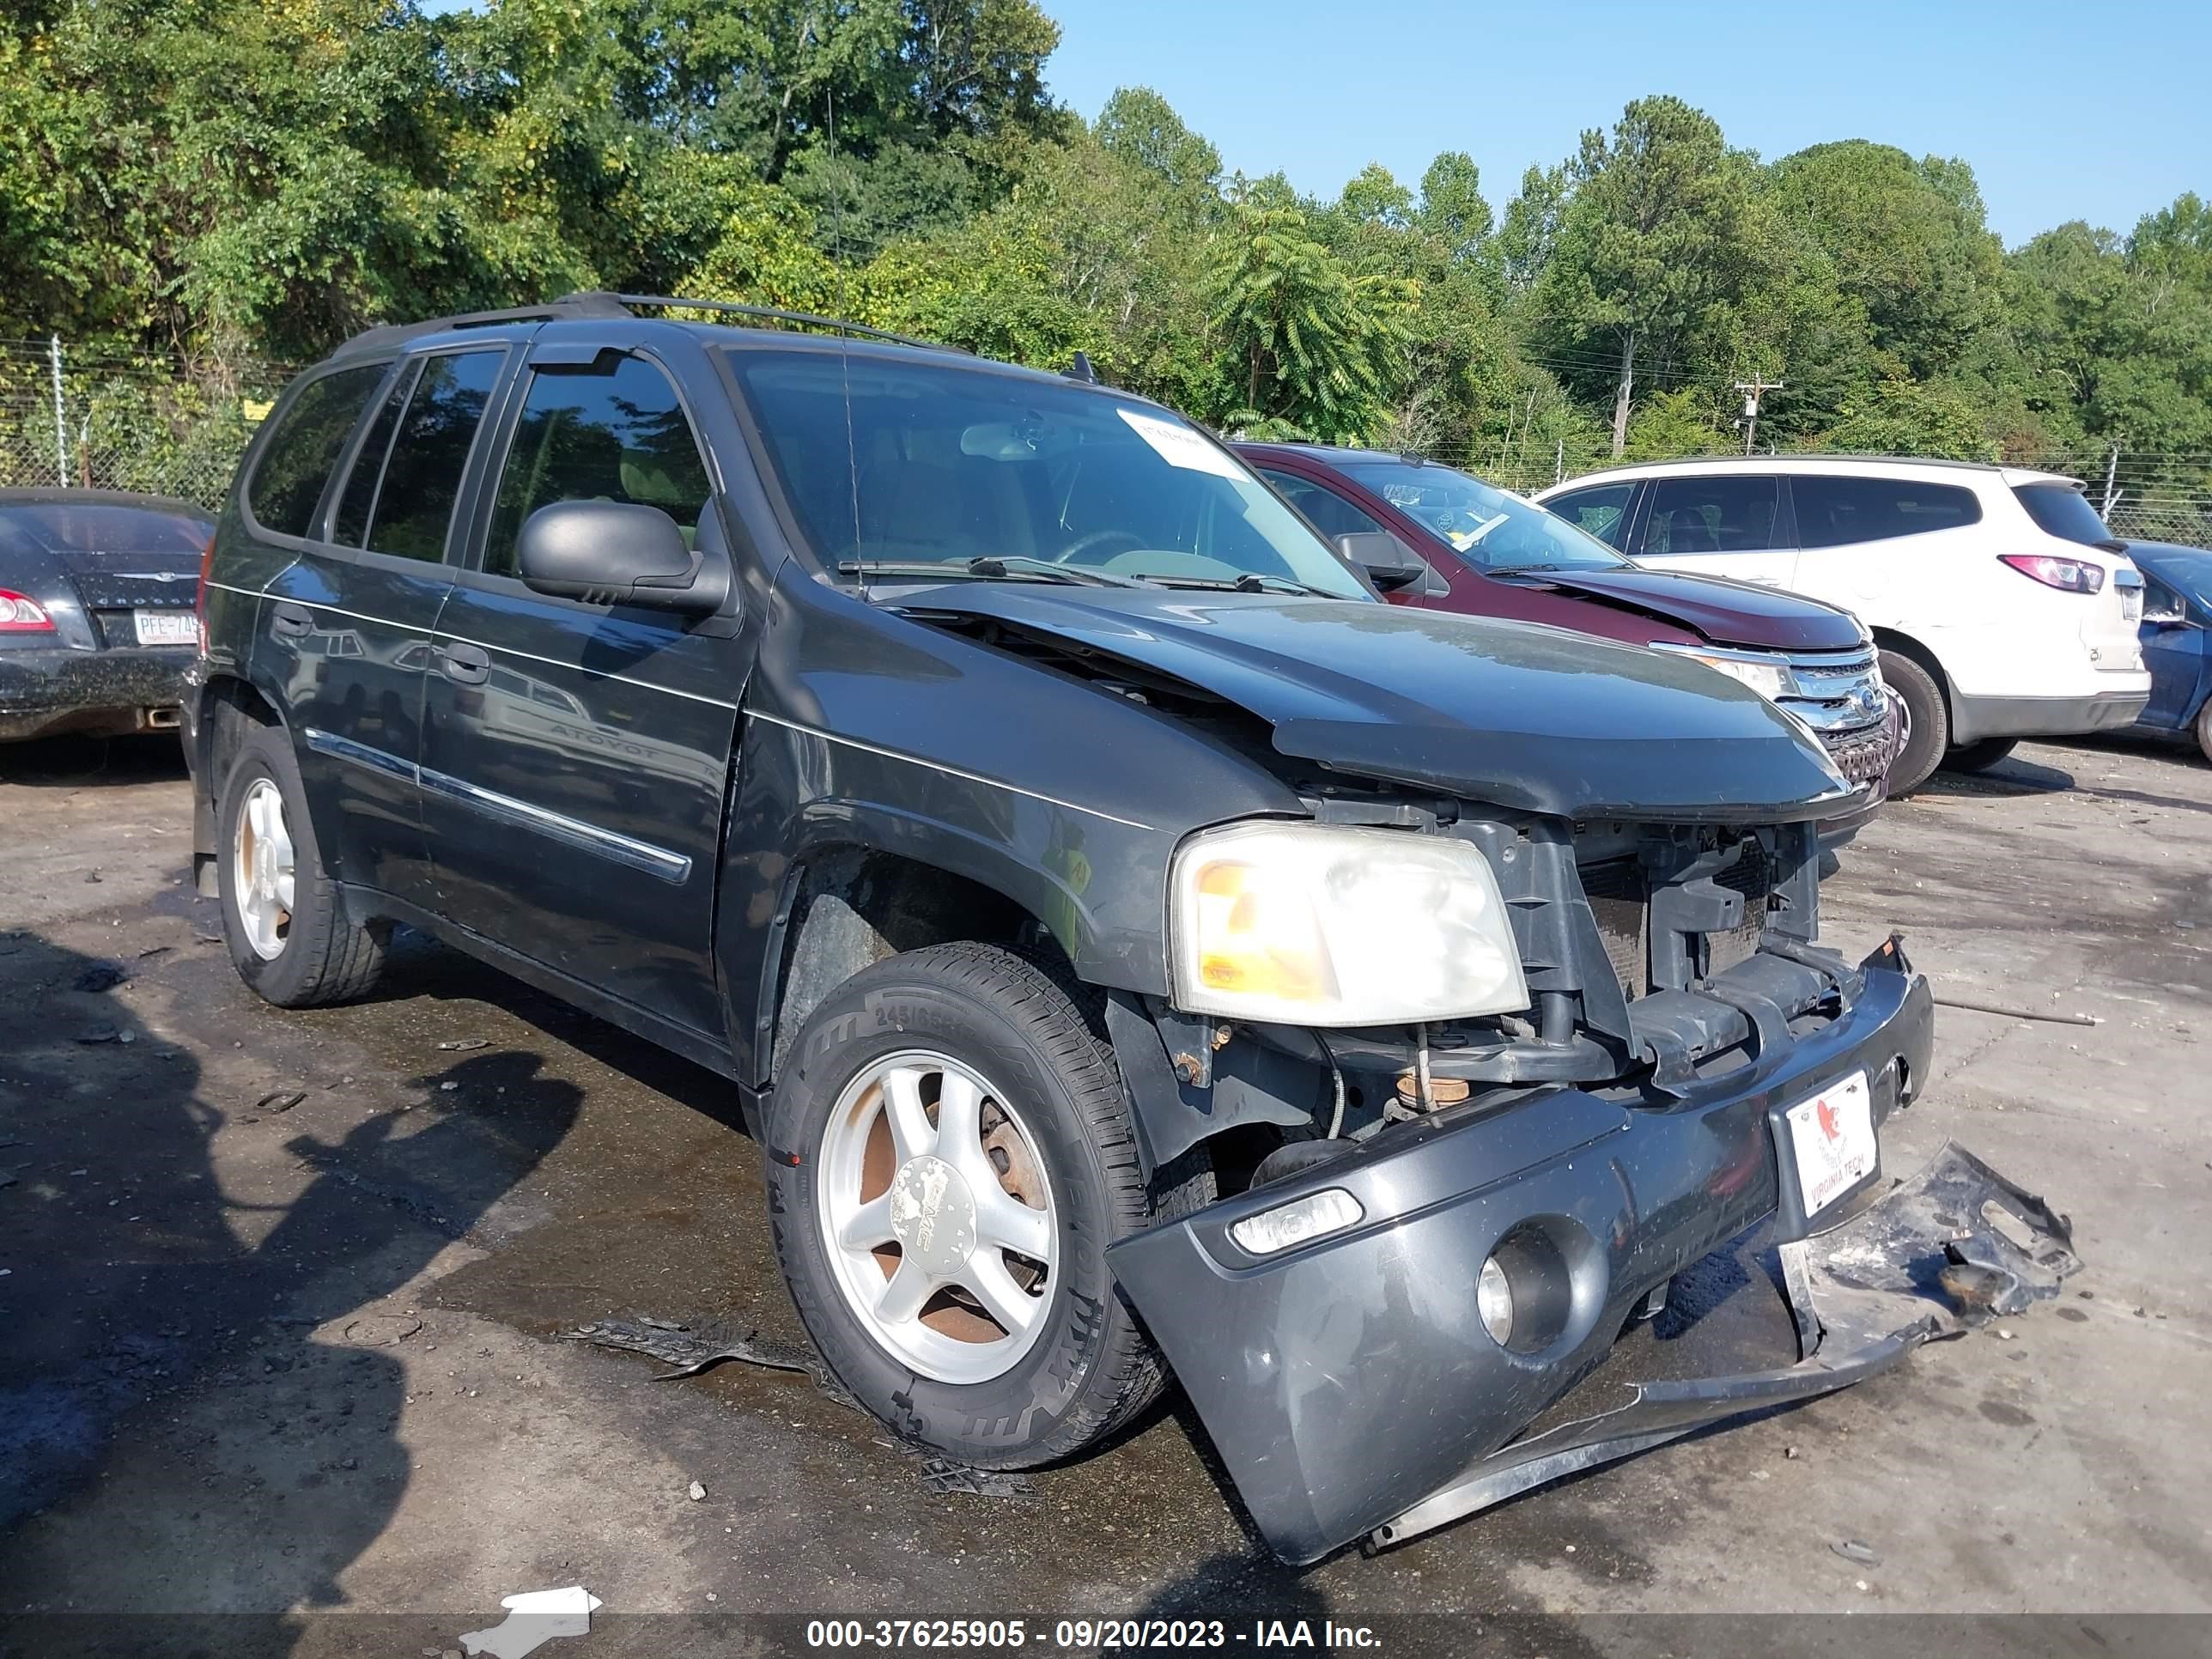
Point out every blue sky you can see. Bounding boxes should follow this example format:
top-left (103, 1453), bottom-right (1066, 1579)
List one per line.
top-left (420, 0), bottom-right (2207, 246)
top-left (1040, 0), bottom-right (2207, 247)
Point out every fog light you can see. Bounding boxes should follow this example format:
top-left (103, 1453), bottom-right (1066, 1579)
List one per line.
top-left (1477, 1255), bottom-right (1514, 1346)
top-left (1229, 1188), bottom-right (1363, 1256)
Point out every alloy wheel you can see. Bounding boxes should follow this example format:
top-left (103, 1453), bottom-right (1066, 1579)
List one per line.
top-left (816, 1050), bottom-right (1058, 1385)
top-left (233, 777), bottom-right (295, 961)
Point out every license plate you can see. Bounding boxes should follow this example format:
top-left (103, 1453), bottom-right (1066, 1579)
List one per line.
top-left (134, 609), bottom-right (198, 647)
top-left (1784, 1070), bottom-right (1876, 1218)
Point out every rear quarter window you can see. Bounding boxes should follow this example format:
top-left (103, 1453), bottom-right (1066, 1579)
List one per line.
top-left (1793, 476), bottom-right (1982, 547)
top-left (2014, 483), bottom-right (2116, 547)
top-left (246, 364), bottom-right (388, 538)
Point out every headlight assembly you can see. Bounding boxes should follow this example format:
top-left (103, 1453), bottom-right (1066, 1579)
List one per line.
top-left (1649, 642), bottom-right (1796, 702)
top-left (1168, 822), bottom-right (1529, 1026)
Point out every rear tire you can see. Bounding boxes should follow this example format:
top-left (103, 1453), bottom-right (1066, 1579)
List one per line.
top-left (1879, 650), bottom-right (1948, 795)
top-left (2197, 701), bottom-right (2212, 766)
top-left (1944, 737), bottom-right (2020, 775)
top-left (764, 942), bottom-right (1210, 1468)
top-left (216, 726), bottom-right (386, 1007)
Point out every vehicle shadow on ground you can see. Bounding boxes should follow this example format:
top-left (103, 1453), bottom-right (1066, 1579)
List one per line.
top-left (0, 733), bottom-right (188, 788)
top-left (362, 929), bottom-right (752, 1138)
top-left (1911, 755), bottom-right (2076, 799)
top-left (0, 931), bottom-right (578, 1651)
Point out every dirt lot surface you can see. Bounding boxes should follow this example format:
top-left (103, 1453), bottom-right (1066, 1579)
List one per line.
top-left (1, 732), bottom-right (2207, 1655)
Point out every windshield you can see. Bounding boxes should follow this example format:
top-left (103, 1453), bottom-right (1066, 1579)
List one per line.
top-left (2138, 549), bottom-right (2212, 611)
top-left (2014, 483), bottom-right (2120, 549)
top-left (1339, 460), bottom-right (1628, 572)
top-left (726, 349), bottom-right (1369, 599)
top-left (0, 501), bottom-right (211, 554)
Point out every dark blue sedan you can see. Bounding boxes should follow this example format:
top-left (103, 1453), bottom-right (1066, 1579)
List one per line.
top-left (2129, 540), bottom-right (2212, 763)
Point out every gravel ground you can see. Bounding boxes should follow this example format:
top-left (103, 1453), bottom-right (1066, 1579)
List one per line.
top-left (0, 731), bottom-right (2206, 1656)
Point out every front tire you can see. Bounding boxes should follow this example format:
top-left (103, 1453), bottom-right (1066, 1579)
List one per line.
top-left (1944, 736), bottom-right (2020, 775)
top-left (1879, 649), bottom-right (1948, 795)
top-left (216, 726), bottom-right (386, 1006)
top-left (2197, 700), bottom-right (2212, 766)
top-left (764, 943), bottom-right (1207, 1468)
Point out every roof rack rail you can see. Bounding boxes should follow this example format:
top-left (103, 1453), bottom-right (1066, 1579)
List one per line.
top-left (565, 292), bottom-right (962, 354)
top-left (336, 294), bottom-right (633, 357)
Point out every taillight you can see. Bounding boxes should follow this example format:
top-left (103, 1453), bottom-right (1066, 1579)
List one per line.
top-left (0, 590), bottom-right (57, 632)
top-left (1999, 553), bottom-right (2105, 594)
top-left (195, 533), bottom-right (216, 650)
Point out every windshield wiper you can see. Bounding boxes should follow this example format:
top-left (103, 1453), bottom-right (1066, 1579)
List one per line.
top-left (836, 558), bottom-right (1146, 588)
top-left (1136, 573), bottom-right (1321, 596)
top-left (968, 556), bottom-right (1151, 587)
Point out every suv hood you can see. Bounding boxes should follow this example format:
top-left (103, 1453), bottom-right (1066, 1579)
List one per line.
top-left (910, 587), bottom-right (1856, 823)
top-left (1499, 567), bottom-right (1866, 653)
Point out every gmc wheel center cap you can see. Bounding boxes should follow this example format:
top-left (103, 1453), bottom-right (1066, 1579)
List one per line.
top-left (889, 1155), bottom-right (976, 1273)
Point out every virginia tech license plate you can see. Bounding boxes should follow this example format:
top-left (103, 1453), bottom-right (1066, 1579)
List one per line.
top-left (1785, 1070), bottom-right (1876, 1217)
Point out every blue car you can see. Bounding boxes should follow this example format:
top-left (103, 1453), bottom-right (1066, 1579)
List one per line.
top-left (2129, 540), bottom-right (2212, 763)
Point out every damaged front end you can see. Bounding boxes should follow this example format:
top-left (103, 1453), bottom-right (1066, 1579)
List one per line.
top-left (1109, 853), bottom-right (2078, 1563)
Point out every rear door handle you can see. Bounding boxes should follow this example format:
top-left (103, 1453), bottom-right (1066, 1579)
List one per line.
top-left (436, 641), bottom-right (490, 684)
top-left (270, 603), bottom-right (313, 640)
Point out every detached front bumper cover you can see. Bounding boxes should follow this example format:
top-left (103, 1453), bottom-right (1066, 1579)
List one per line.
top-left (1370, 1141), bottom-right (2077, 1553)
top-left (1109, 951), bottom-right (2077, 1565)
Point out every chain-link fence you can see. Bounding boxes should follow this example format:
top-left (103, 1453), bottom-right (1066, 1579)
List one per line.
top-left (0, 341), bottom-right (295, 509)
top-left (4, 340), bottom-right (2209, 548)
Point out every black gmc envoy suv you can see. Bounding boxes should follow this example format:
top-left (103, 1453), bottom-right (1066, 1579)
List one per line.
top-left (185, 295), bottom-right (2072, 1563)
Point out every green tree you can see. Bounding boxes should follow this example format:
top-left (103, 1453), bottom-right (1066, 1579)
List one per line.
top-left (1207, 203), bottom-right (1412, 440)
top-left (1765, 140), bottom-right (2003, 380)
top-left (1531, 97), bottom-right (1768, 455)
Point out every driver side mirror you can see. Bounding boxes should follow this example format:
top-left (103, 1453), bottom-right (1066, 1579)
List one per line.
top-left (516, 500), bottom-right (721, 615)
top-left (1335, 531), bottom-right (1429, 593)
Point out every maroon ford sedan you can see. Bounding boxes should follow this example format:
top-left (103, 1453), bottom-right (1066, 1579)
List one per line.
top-left (1238, 444), bottom-right (1899, 838)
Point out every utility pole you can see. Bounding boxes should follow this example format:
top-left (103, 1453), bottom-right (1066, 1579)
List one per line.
top-left (1735, 377), bottom-right (1783, 456)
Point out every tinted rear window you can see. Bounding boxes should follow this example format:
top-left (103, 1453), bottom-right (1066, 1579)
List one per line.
top-left (0, 502), bottom-right (211, 553)
top-left (331, 368), bottom-right (414, 548)
top-left (1793, 476), bottom-right (1981, 547)
top-left (1544, 483), bottom-right (1635, 549)
top-left (2014, 483), bottom-right (2116, 547)
top-left (1638, 476), bottom-right (1780, 555)
top-left (360, 350), bottom-right (504, 562)
top-left (246, 365), bottom-right (387, 538)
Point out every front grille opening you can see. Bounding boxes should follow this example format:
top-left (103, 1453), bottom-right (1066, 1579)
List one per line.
top-left (1582, 836), bottom-right (1783, 999)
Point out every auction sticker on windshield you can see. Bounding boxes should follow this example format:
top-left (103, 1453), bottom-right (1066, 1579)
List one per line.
top-left (1785, 1069), bottom-right (1876, 1217)
top-left (1118, 408), bottom-right (1248, 481)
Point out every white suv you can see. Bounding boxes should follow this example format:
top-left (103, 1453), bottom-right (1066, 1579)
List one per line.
top-left (1534, 457), bottom-right (2149, 793)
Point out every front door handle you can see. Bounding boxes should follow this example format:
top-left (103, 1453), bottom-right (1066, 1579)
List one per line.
top-left (270, 603), bottom-right (313, 640)
top-left (436, 641), bottom-right (490, 685)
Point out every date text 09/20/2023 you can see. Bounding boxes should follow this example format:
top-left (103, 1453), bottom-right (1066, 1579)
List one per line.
top-left (803, 1620), bottom-right (1382, 1650)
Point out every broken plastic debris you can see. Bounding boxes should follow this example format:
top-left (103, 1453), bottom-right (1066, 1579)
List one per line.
top-left (339, 1314), bottom-right (422, 1347)
top-left (1832, 1539), bottom-right (1881, 1567)
top-left (917, 1457), bottom-right (1039, 1500)
top-left (458, 1586), bottom-right (602, 1659)
top-left (438, 1038), bottom-right (489, 1051)
top-left (256, 1091), bottom-right (307, 1115)
top-left (688, 1480), bottom-right (707, 1501)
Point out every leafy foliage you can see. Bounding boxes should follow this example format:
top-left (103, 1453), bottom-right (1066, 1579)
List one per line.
top-left (2, 3), bottom-right (2206, 508)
